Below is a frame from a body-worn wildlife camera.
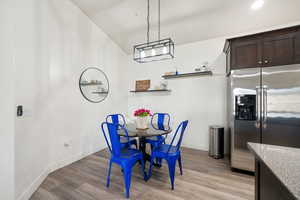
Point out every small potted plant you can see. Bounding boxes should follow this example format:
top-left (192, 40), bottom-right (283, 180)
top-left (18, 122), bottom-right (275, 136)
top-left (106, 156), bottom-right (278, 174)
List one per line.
top-left (134, 108), bottom-right (152, 129)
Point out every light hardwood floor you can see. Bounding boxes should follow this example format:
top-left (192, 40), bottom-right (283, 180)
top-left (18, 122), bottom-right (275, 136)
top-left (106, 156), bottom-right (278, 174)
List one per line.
top-left (31, 148), bottom-right (254, 200)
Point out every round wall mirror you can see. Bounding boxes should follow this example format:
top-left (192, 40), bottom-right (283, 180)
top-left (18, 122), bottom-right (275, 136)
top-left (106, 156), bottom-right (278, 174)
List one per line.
top-left (79, 67), bottom-right (109, 103)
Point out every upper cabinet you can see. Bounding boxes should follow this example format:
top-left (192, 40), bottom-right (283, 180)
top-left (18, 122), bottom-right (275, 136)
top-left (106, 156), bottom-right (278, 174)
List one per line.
top-left (224, 25), bottom-right (300, 74)
top-left (231, 37), bottom-right (262, 70)
top-left (262, 32), bottom-right (294, 67)
top-left (295, 29), bottom-right (300, 63)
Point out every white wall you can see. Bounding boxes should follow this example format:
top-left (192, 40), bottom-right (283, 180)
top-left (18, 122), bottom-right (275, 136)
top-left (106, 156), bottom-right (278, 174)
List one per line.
top-left (11, 0), bottom-right (128, 199)
top-left (127, 38), bottom-right (228, 152)
top-left (0, 1), bottom-right (15, 199)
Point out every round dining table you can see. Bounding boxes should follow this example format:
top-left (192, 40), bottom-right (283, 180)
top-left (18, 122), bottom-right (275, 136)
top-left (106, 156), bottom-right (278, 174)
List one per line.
top-left (118, 123), bottom-right (172, 164)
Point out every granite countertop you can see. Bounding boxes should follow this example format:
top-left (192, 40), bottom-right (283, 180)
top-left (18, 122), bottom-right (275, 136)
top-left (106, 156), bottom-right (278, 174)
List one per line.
top-left (248, 143), bottom-right (300, 200)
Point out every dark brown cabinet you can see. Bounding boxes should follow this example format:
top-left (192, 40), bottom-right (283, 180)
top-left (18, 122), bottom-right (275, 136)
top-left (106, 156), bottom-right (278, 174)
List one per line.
top-left (224, 25), bottom-right (300, 73)
top-left (262, 33), bottom-right (294, 67)
top-left (231, 38), bottom-right (262, 69)
top-left (255, 160), bottom-right (296, 200)
top-left (295, 30), bottom-right (300, 63)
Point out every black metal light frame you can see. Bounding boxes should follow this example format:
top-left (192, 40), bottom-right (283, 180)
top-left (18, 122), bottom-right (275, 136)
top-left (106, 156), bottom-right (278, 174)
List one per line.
top-left (133, 0), bottom-right (174, 63)
top-left (133, 38), bottom-right (174, 63)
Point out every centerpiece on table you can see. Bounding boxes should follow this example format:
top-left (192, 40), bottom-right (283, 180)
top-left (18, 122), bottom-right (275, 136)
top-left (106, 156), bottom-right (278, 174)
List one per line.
top-left (134, 108), bottom-right (152, 130)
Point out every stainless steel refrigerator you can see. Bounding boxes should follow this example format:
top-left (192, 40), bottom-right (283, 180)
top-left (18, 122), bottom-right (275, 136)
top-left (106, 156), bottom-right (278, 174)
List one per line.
top-left (228, 64), bottom-right (300, 172)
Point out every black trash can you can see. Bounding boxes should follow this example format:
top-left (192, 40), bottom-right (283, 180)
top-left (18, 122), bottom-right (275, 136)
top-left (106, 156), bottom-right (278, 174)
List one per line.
top-left (209, 126), bottom-right (224, 159)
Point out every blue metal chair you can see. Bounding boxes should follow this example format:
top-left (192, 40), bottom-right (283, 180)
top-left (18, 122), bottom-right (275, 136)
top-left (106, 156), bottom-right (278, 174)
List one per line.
top-left (145, 113), bottom-right (171, 166)
top-left (147, 120), bottom-right (188, 190)
top-left (145, 113), bottom-right (171, 147)
top-left (101, 122), bottom-right (147, 198)
top-left (106, 114), bottom-right (138, 149)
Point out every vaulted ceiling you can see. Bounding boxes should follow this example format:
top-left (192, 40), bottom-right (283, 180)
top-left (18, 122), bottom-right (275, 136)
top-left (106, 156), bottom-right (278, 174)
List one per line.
top-left (71, 0), bottom-right (300, 54)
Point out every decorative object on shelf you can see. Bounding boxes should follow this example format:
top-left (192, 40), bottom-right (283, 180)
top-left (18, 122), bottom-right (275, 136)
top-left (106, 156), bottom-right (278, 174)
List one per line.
top-left (162, 71), bottom-right (213, 79)
top-left (152, 80), bottom-right (168, 90)
top-left (134, 108), bottom-right (152, 129)
top-left (135, 80), bottom-right (151, 91)
top-left (160, 80), bottom-right (168, 90)
top-left (80, 80), bottom-right (103, 86)
top-left (154, 85), bottom-right (161, 90)
top-left (195, 62), bottom-right (209, 72)
top-left (133, 0), bottom-right (174, 63)
top-left (79, 67), bottom-right (109, 103)
top-left (164, 71), bottom-right (176, 76)
top-left (201, 62), bottom-right (209, 72)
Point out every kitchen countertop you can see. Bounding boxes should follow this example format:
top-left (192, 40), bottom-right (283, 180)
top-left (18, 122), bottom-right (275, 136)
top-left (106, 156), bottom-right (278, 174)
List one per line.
top-left (248, 143), bottom-right (300, 200)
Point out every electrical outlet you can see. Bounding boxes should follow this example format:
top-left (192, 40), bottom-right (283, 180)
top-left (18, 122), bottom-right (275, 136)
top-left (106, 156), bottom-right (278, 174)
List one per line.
top-left (64, 143), bottom-right (70, 147)
top-left (63, 139), bottom-right (73, 148)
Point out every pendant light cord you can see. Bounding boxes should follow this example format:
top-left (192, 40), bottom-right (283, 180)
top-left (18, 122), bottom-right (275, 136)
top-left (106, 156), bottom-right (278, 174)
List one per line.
top-left (147, 0), bottom-right (161, 43)
top-left (158, 0), bottom-right (160, 41)
top-left (147, 0), bottom-right (150, 44)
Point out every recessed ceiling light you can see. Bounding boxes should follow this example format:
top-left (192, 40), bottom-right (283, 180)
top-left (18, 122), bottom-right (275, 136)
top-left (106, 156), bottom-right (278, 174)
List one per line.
top-left (251, 0), bottom-right (264, 10)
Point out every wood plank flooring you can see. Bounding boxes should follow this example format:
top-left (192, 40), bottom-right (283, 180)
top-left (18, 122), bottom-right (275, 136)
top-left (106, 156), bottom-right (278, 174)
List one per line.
top-left (31, 148), bottom-right (254, 200)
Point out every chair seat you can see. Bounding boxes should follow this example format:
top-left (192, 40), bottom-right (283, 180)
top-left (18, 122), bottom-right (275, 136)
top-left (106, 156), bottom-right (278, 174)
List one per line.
top-left (145, 136), bottom-right (164, 146)
top-left (146, 136), bottom-right (159, 141)
top-left (120, 148), bottom-right (142, 158)
top-left (120, 136), bottom-right (136, 144)
top-left (153, 144), bottom-right (178, 156)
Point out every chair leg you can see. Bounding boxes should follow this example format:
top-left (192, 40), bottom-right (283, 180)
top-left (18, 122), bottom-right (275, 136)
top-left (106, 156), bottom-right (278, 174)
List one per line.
top-left (178, 155), bottom-right (183, 175)
top-left (139, 158), bottom-right (147, 181)
top-left (167, 158), bottom-right (177, 190)
top-left (156, 158), bottom-right (162, 168)
top-left (106, 160), bottom-right (113, 188)
top-left (147, 156), bottom-right (155, 181)
top-left (123, 169), bottom-right (132, 198)
top-left (151, 144), bottom-right (161, 167)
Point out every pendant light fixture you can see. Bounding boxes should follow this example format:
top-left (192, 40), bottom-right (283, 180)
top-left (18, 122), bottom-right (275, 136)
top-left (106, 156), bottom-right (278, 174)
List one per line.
top-left (133, 0), bottom-right (174, 63)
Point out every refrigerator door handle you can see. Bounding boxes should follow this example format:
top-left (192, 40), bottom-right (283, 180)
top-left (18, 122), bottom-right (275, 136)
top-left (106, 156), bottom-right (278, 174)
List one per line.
top-left (255, 86), bottom-right (261, 128)
top-left (263, 86), bottom-right (268, 128)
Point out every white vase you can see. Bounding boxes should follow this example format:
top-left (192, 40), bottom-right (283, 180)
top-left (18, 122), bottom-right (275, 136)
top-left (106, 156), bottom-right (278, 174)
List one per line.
top-left (136, 116), bottom-right (148, 129)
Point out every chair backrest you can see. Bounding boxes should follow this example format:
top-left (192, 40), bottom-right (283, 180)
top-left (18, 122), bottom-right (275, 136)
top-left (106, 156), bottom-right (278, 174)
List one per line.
top-left (106, 114), bottom-right (126, 126)
top-left (151, 113), bottom-right (171, 130)
top-left (167, 120), bottom-right (189, 154)
top-left (101, 122), bottom-right (129, 157)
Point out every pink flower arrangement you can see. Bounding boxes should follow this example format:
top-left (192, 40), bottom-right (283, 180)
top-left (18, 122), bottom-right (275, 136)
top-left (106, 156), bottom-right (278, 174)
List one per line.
top-left (134, 108), bottom-right (152, 117)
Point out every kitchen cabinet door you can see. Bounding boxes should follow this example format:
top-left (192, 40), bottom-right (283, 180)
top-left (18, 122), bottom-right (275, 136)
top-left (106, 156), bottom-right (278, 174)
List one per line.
top-left (257, 161), bottom-right (296, 200)
top-left (262, 33), bottom-right (294, 67)
top-left (294, 31), bottom-right (300, 63)
top-left (231, 39), bottom-right (262, 70)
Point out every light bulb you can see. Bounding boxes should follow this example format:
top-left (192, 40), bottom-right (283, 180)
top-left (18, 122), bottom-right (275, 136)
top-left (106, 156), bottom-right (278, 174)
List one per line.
top-left (162, 46), bottom-right (168, 54)
top-left (140, 51), bottom-right (146, 58)
top-left (151, 49), bottom-right (156, 56)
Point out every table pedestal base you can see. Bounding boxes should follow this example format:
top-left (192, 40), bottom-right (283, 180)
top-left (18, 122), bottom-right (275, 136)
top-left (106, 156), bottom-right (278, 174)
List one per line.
top-left (139, 137), bottom-right (162, 167)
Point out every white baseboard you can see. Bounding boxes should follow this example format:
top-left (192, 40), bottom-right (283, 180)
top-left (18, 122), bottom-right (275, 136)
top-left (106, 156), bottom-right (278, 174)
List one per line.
top-left (49, 147), bottom-right (105, 173)
top-left (182, 143), bottom-right (208, 151)
top-left (17, 168), bottom-right (49, 200)
top-left (48, 153), bottom-right (86, 173)
top-left (17, 147), bottom-right (105, 200)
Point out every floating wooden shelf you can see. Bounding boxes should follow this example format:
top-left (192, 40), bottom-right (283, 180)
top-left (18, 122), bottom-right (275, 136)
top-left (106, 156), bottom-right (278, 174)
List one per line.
top-left (80, 83), bottom-right (103, 86)
top-left (92, 92), bottom-right (108, 94)
top-left (162, 71), bottom-right (213, 79)
top-left (130, 89), bottom-right (171, 93)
